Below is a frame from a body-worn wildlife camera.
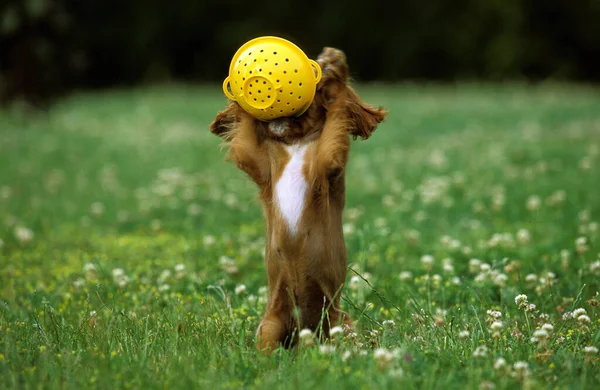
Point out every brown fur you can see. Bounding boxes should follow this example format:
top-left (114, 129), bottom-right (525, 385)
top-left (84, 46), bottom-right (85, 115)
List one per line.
top-left (209, 47), bottom-right (387, 352)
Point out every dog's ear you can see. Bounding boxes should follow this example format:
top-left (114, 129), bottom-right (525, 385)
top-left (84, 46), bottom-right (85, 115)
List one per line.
top-left (345, 87), bottom-right (387, 140)
top-left (209, 103), bottom-right (239, 141)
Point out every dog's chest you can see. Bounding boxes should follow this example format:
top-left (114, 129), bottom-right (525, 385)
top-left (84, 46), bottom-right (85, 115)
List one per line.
top-left (275, 144), bottom-right (309, 236)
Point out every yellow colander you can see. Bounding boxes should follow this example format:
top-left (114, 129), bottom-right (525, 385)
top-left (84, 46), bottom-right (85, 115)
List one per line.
top-left (222, 36), bottom-right (322, 121)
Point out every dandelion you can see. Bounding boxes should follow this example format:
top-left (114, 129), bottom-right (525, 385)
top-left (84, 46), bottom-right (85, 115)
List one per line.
top-left (420, 254), bottom-right (434, 270)
top-left (373, 348), bottom-right (396, 370)
top-left (235, 284), bottom-right (247, 295)
top-left (299, 328), bottom-right (314, 346)
top-left (494, 357), bottom-right (507, 370)
top-left (584, 346), bottom-right (599, 355)
top-left (399, 271), bottom-right (412, 281)
top-left (473, 346), bottom-right (488, 358)
top-left (458, 330), bottom-right (470, 339)
top-left (14, 226), bottom-right (34, 244)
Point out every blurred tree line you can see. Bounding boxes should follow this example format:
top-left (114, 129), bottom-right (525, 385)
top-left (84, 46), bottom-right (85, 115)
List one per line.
top-left (1, 0), bottom-right (599, 104)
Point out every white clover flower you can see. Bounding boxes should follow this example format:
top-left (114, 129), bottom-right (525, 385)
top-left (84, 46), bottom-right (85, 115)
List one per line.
top-left (399, 271), bottom-right (413, 281)
top-left (526, 195), bottom-right (541, 211)
top-left (473, 346), bottom-right (488, 358)
top-left (515, 294), bottom-right (528, 308)
top-left (373, 348), bottom-right (396, 370)
top-left (14, 226), bottom-right (34, 244)
top-left (117, 275), bottom-right (129, 288)
top-left (480, 263), bottom-right (491, 273)
top-left (469, 259), bottom-right (482, 273)
top-left (513, 361), bottom-right (530, 378)
top-left (490, 321), bottom-right (503, 331)
top-left (389, 368), bottom-right (404, 378)
top-left (83, 263), bottom-right (97, 273)
top-left (590, 260), bottom-right (600, 275)
top-left (525, 274), bottom-right (537, 283)
top-left (458, 330), bottom-right (470, 339)
top-left (174, 263), bottom-right (185, 273)
top-left (349, 275), bottom-right (361, 290)
top-left (73, 278), bottom-right (86, 289)
top-left (157, 269), bottom-right (171, 284)
top-left (247, 294), bottom-right (257, 304)
top-left (299, 328), bottom-right (314, 346)
top-left (517, 229), bottom-right (530, 244)
top-left (158, 284), bottom-right (170, 292)
top-left (533, 329), bottom-right (549, 340)
top-left (330, 326), bottom-right (344, 338)
top-left (451, 276), bottom-right (461, 285)
top-left (90, 202), bottom-right (105, 217)
top-left (318, 345), bottom-right (336, 355)
top-left (573, 308), bottom-right (587, 317)
top-left (382, 320), bottom-right (396, 328)
top-left (541, 323), bottom-right (554, 332)
top-left (112, 268), bottom-right (125, 279)
top-left (235, 284), bottom-right (247, 295)
top-left (494, 273), bottom-right (508, 287)
top-left (341, 350), bottom-right (352, 362)
top-left (420, 254), bottom-right (434, 269)
top-left (343, 223), bottom-right (355, 235)
top-left (442, 259), bottom-right (454, 273)
top-left (494, 357), bottom-right (507, 370)
top-left (577, 315), bottom-right (591, 324)
top-left (526, 304), bottom-right (536, 312)
top-left (487, 310), bottom-right (502, 320)
top-left (575, 237), bottom-right (588, 253)
top-left (203, 235), bottom-right (216, 247)
top-left (584, 346), bottom-right (599, 355)
top-left (89, 310), bottom-right (97, 318)
top-left (187, 203), bottom-right (202, 217)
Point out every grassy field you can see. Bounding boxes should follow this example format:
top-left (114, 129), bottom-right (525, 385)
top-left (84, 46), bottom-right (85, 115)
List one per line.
top-left (1, 84), bottom-right (600, 389)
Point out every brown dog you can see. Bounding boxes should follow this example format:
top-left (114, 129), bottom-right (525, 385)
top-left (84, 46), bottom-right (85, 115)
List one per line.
top-left (210, 47), bottom-right (387, 352)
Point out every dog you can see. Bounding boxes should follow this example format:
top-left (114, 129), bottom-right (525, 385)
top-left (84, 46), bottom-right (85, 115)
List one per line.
top-left (209, 47), bottom-right (387, 352)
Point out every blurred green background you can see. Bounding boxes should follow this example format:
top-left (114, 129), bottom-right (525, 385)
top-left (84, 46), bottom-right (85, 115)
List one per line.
top-left (1, 0), bottom-right (599, 103)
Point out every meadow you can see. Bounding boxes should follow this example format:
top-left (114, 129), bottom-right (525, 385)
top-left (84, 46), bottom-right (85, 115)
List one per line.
top-left (1, 84), bottom-right (599, 389)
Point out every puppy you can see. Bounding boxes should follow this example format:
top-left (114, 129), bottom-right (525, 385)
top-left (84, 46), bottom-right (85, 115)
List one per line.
top-left (210, 47), bottom-right (387, 352)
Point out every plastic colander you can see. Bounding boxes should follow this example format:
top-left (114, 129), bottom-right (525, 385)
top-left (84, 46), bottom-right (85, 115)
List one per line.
top-left (222, 36), bottom-right (322, 121)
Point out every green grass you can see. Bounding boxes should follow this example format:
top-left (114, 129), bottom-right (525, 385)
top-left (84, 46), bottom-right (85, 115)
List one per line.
top-left (1, 83), bottom-right (600, 389)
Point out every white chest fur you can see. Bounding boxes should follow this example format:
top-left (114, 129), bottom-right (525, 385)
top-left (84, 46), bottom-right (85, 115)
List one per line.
top-left (275, 144), bottom-right (308, 236)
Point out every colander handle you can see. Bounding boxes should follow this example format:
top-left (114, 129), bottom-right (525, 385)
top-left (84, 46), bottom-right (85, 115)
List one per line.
top-left (222, 77), bottom-right (235, 100)
top-left (309, 60), bottom-right (322, 84)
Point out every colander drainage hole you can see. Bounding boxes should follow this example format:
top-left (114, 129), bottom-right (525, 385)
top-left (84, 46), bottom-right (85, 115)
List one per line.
top-left (269, 72), bottom-right (272, 75)
top-left (275, 63), bottom-right (279, 66)
top-left (273, 51), bottom-right (277, 55)
top-left (292, 108), bottom-right (295, 111)
top-left (260, 49), bottom-right (264, 52)
top-left (288, 81), bottom-right (292, 84)
top-left (283, 70), bottom-right (287, 74)
top-left (254, 59), bottom-right (257, 62)
top-left (299, 82), bottom-right (303, 86)
top-left (263, 81), bottom-right (266, 84)
top-left (298, 96), bottom-right (302, 99)
top-left (294, 69), bottom-right (298, 73)
top-left (267, 95), bottom-right (271, 98)
top-left (249, 71), bottom-right (253, 74)
top-left (258, 90), bottom-right (261, 93)
top-left (285, 58), bottom-right (289, 62)
top-left (280, 110), bottom-right (283, 113)
top-left (289, 92), bottom-right (293, 95)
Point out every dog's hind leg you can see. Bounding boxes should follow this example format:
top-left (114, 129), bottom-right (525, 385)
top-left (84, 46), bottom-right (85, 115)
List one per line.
top-left (256, 312), bottom-right (287, 354)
